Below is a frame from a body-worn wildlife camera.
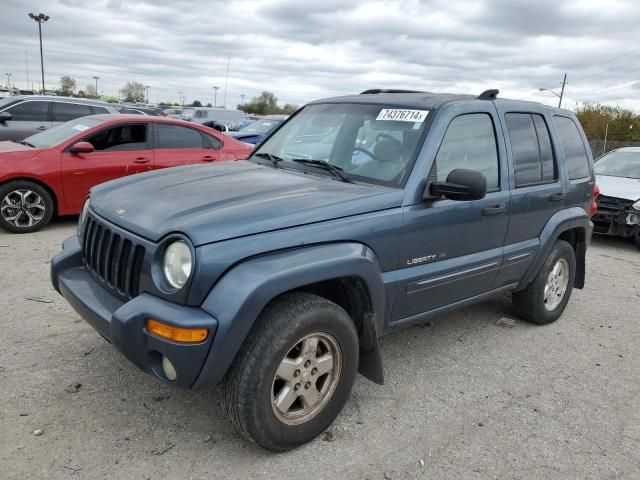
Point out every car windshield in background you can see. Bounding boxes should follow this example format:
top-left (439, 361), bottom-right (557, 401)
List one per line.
top-left (251, 103), bottom-right (429, 187)
top-left (21, 117), bottom-right (104, 148)
top-left (594, 150), bottom-right (640, 179)
top-left (239, 119), bottom-right (281, 134)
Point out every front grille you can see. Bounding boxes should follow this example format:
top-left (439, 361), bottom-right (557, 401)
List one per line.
top-left (82, 215), bottom-right (145, 299)
top-left (596, 195), bottom-right (633, 214)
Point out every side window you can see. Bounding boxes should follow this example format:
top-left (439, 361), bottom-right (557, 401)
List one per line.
top-left (435, 113), bottom-right (499, 191)
top-left (553, 116), bottom-right (591, 180)
top-left (506, 113), bottom-right (557, 187)
top-left (6, 101), bottom-right (49, 121)
top-left (204, 133), bottom-right (222, 149)
top-left (91, 106), bottom-right (110, 114)
top-left (53, 102), bottom-right (93, 122)
top-left (156, 124), bottom-right (204, 149)
top-left (84, 124), bottom-right (148, 151)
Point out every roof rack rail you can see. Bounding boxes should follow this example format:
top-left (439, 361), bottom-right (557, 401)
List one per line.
top-left (360, 89), bottom-right (425, 95)
top-left (478, 89), bottom-right (499, 100)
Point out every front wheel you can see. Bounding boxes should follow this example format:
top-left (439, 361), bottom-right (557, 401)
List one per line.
top-left (221, 292), bottom-right (359, 451)
top-left (0, 181), bottom-right (54, 233)
top-left (512, 239), bottom-right (576, 325)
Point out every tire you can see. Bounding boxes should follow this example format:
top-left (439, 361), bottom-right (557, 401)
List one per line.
top-left (221, 292), bottom-right (359, 451)
top-left (512, 239), bottom-right (576, 325)
top-left (634, 229), bottom-right (640, 250)
top-left (0, 180), bottom-right (54, 233)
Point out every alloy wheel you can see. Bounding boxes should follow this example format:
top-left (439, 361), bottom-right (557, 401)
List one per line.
top-left (0, 189), bottom-right (46, 229)
top-left (544, 258), bottom-right (570, 311)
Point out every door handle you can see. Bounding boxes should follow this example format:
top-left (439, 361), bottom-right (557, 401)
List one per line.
top-left (133, 157), bottom-right (150, 164)
top-left (482, 204), bottom-right (508, 216)
top-left (36, 126), bottom-right (47, 130)
top-left (549, 193), bottom-right (566, 202)
top-left (201, 155), bottom-right (215, 162)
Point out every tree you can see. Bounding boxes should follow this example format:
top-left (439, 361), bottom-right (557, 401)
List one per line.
top-left (119, 81), bottom-right (145, 103)
top-left (241, 91), bottom-right (280, 115)
top-left (85, 84), bottom-right (98, 98)
top-left (576, 103), bottom-right (640, 142)
top-left (191, 100), bottom-right (202, 107)
top-left (75, 90), bottom-right (86, 98)
top-left (281, 103), bottom-right (299, 115)
top-left (206, 103), bottom-right (212, 107)
top-left (58, 75), bottom-right (77, 96)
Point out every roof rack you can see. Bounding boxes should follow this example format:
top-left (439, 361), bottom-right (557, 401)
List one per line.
top-left (478, 89), bottom-right (499, 100)
top-left (360, 89), bottom-right (425, 95)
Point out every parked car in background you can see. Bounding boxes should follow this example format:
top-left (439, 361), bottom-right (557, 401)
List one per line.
top-left (0, 88), bottom-right (13, 98)
top-left (592, 147), bottom-right (640, 248)
top-left (228, 119), bottom-right (255, 131)
top-left (183, 107), bottom-right (246, 127)
top-left (0, 96), bottom-right (120, 142)
top-left (118, 105), bottom-right (166, 116)
top-left (0, 115), bottom-right (252, 232)
top-left (163, 108), bottom-right (183, 119)
top-left (227, 114), bottom-right (288, 145)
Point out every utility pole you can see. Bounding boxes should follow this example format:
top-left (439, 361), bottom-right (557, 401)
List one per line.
top-left (25, 50), bottom-right (29, 91)
top-left (178, 91), bottom-right (184, 106)
top-left (603, 123), bottom-right (609, 155)
top-left (144, 85), bottom-right (150, 104)
top-left (5, 73), bottom-right (11, 93)
top-left (213, 86), bottom-right (219, 107)
top-left (28, 13), bottom-right (49, 94)
top-left (558, 73), bottom-right (567, 108)
top-left (223, 56), bottom-right (230, 108)
top-left (93, 76), bottom-right (99, 98)
top-left (240, 94), bottom-right (245, 107)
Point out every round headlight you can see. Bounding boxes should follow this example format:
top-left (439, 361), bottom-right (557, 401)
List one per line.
top-left (163, 240), bottom-right (193, 289)
top-left (633, 200), bottom-right (640, 211)
top-left (78, 199), bottom-right (90, 236)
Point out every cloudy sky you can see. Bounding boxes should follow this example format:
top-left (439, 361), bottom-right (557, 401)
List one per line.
top-left (2, 0), bottom-right (640, 111)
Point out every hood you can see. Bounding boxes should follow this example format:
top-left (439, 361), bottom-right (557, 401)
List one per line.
top-left (90, 160), bottom-right (402, 246)
top-left (0, 141), bottom-right (40, 154)
top-left (228, 132), bottom-right (264, 142)
top-left (596, 174), bottom-right (640, 201)
top-left (0, 141), bottom-right (43, 165)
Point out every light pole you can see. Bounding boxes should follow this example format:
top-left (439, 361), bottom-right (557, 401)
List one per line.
top-left (240, 94), bottom-right (245, 107)
top-left (538, 73), bottom-right (567, 108)
top-left (28, 13), bottom-right (49, 95)
top-left (92, 76), bottom-right (99, 98)
top-left (213, 86), bottom-right (219, 107)
top-left (178, 91), bottom-right (184, 107)
top-left (144, 85), bottom-right (150, 104)
top-left (5, 73), bottom-right (11, 93)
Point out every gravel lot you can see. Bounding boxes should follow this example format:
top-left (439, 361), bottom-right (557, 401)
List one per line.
top-left (1, 218), bottom-right (639, 480)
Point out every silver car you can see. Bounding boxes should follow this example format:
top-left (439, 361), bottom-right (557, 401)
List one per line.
top-left (592, 147), bottom-right (640, 249)
top-left (0, 95), bottom-right (120, 141)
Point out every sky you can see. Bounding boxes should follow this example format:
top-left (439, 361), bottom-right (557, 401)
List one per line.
top-left (1, 0), bottom-right (640, 111)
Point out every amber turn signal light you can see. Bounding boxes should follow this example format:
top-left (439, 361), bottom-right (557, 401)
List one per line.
top-left (146, 319), bottom-right (208, 343)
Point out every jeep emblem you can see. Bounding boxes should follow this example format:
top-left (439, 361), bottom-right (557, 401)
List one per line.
top-left (114, 207), bottom-right (127, 217)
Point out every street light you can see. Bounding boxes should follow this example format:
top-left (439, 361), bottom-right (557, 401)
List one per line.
top-left (144, 85), bottom-right (150, 104)
top-left (178, 91), bottom-right (184, 107)
top-left (213, 86), bottom-right (219, 107)
top-left (28, 13), bottom-right (50, 95)
top-left (93, 76), bottom-right (99, 98)
top-left (240, 94), bottom-right (245, 107)
top-left (538, 73), bottom-right (567, 108)
top-left (5, 73), bottom-right (11, 93)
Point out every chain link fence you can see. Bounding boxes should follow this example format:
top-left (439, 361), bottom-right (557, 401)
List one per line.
top-left (589, 140), bottom-right (640, 159)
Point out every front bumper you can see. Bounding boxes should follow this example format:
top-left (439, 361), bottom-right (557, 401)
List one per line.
top-left (51, 236), bottom-right (218, 389)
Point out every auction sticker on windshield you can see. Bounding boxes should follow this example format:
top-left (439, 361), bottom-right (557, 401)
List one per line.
top-left (72, 124), bottom-right (90, 131)
top-left (376, 109), bottom-right (429, 122)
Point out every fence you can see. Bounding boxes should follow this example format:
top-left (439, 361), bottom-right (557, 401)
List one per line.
top-left (588, 140), bottom-right (640, 159)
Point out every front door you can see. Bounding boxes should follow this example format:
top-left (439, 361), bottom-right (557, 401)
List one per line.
top-left (392, 109), bottom-right (510, 322)
top-left (61, 122), bottom-right (152, 211)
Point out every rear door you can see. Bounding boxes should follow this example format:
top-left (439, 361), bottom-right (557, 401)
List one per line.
top-left (0, 99), bottom-right (51, 141)
top-left (152, 123), bottom-right (218, 168)
top-left (60, 122), bottom-right (151, 211)
top-left (493, 106), bottom-right (565, 286)
top-left (52, 101), bottom-right (94, 127)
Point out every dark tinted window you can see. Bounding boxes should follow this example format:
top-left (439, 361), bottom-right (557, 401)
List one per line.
top-left (506, 113), bottom-right (557, 187)
top-left (52, 102), bottom-right (93, 122)
top-left (7, 101), bottom-right (49, 121)
top-left (85, 124), bottom-right (148, 151)
top-left (204, 133), bottom-right (222, 149)
top-left (435, 113), bottom-right (499, 190)
top-left (91, 106), bottom-right (110, 114)
top-left (553, 116), bottom-right (590, 179)
top-left (157, 124), bottom-right (204, 149)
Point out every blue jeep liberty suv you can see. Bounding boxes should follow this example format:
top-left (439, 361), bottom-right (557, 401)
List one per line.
top-left (51, 89), bottom-right (596, 451)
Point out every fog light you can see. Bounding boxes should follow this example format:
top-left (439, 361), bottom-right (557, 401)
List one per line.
top-left (162, 355), bottom-right (177, 381)
top-left (627, 213), bottom-right (640, 225)
top-left (146, 319), bottom-right (208, 343)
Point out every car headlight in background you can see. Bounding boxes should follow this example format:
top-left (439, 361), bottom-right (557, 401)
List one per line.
top-left (633, 200), bottom-right (640, 211)
top-left (77, 199), bottom-right (90, 236)
top-left (163, 240), bottom-right (193, 289)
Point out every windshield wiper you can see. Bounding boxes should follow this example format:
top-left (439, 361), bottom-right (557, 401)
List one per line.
top-left (253, 152), bottom-right (284, 168)
top-left (18, 140), bottom-right (36, 148)
top-left (291, 158), bottom-right (353, 183)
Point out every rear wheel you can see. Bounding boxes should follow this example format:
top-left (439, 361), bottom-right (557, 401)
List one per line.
top-left (221, 292), bottom-right (359, 451)
top-left (512, 240), bottom-right (576, 325)
top-left (0, 181), bottom-right (54, 233)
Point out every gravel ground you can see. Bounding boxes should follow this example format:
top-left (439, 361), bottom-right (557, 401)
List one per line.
top-left (1, 218), bottom-right (639, 480)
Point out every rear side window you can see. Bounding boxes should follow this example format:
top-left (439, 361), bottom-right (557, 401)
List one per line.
top-left (53, 102), bottom-right (93, 122)
top-left (505, 113), bottom-right (557, 187)
top-left (156, 124), bottom-right (204, 149)
top-left (7, 101), bottom-right (49, 121)
top-left (553, 116), bottom-right (591, 180)
top-left (204, 133), bottom-right (222, 149)
top-left (435, 113), bottom-right (500, 190)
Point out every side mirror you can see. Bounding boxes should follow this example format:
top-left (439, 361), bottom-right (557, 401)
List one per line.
top-left (426, 168), bottom-right (487, 201)
top-left (0, 111), bottom-right (12, 123)
top-left (70, 141), bottom-right (95, 154)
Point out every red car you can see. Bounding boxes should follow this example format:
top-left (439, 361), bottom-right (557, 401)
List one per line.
top-left (0, 115), bottom-right (253, 233)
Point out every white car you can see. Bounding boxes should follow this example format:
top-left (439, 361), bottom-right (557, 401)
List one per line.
top-left (592, 147), bottom-right (640, 248)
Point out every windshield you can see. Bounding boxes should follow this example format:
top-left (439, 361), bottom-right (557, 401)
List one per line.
top-left (240, 118), bottom-right (283, 134)
top-left (251, 103), bottom-right (429, 187)
top-left (22, 117), bottom-right (104, 148)
top-left (594, 150), bottom-right (640, 179)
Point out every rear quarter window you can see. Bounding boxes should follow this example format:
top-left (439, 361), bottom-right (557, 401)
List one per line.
top-left (553, 116), bottom-right (591, 180)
